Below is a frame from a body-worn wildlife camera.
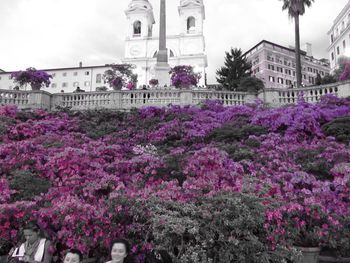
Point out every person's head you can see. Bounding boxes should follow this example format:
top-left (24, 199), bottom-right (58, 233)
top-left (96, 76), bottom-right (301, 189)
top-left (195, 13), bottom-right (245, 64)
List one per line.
top-left (63, 249), bottom-right (83, 263)
top-left (22, 222), bottom-right (41, 244)
top-left (110, 239), bottom-right (131, 263)
top-left (146, 250), bottom-right (173, 263)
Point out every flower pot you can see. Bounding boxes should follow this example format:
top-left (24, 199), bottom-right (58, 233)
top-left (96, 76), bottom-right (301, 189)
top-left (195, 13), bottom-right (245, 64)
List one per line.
top-left (31, 83), bottom-right (42, 90)
top-left (296, 247), bottom-right (320, 263)
top-left (319, 255), bottom-right (350, 263)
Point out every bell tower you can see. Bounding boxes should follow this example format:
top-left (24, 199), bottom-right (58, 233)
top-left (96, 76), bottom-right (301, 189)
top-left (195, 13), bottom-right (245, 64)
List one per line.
top-left (178, 0), bottom-right (205, 35)
top-left (125, 0), bottom-right (155, 39)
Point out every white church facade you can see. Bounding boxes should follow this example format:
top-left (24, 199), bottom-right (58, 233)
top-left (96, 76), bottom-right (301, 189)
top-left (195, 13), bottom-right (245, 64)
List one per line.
top-left (0, 0), bottom-right (207, 92)
top-left (123, 0), bottom-right (208, 86)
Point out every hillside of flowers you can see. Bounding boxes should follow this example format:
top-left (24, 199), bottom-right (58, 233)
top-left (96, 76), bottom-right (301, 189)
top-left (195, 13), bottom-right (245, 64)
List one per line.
top-left (1, 95), bottom-right (350, 262)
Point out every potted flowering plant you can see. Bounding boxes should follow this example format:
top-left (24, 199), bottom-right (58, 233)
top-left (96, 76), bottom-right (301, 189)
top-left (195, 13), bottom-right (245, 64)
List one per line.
top-left (103, 63), bottom-right (137, 90)
top-left (149, 79), bottom-right (159, 88)
top-left (265, 203), bottom-right (341, 263)
top-left (169, 65), bottom-right (201, 89)
top-left (10, 67), bottom-right (52, 90)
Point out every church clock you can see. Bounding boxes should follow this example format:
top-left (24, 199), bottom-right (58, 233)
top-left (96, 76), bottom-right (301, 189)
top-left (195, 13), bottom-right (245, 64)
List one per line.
top-left (129, 44), bottom-right (141, 56)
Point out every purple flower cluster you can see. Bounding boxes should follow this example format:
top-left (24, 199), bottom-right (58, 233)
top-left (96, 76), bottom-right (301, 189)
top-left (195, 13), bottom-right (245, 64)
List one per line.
top-left (169, 65), bottom-right (201, 88)
top-left (10, 67), bottom-right (52, 90)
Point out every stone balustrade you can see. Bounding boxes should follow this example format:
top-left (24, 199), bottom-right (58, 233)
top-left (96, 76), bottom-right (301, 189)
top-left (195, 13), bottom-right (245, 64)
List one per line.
top-left (0, 81), bottom-right (350, 111)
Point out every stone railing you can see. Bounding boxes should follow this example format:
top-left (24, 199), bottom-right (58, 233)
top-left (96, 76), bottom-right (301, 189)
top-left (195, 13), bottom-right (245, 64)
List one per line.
top-left (0, 89), bottom-right (30, 108)
top-left (1, 81), bottom-right (350, 111)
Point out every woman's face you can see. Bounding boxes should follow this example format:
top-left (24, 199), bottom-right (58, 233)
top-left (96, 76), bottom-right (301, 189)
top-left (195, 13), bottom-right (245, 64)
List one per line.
top-left (23, 229), bottom-right (39, 244)
top-left (111, 243), bottom-right (127, 263)
top-left (64, 252), bottom-right (80, 263)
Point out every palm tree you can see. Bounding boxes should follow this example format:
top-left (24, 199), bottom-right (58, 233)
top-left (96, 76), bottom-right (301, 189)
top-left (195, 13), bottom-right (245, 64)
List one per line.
top-left (280, 0), bottom-right (314, 88)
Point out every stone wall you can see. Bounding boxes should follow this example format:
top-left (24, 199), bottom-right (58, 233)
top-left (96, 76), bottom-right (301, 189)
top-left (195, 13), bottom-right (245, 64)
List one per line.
top-left (1, 81), bottom-right (349, 111)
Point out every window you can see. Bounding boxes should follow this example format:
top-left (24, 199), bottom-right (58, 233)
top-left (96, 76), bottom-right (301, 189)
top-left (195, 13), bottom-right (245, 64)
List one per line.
top-left (84, 81), bottom-right (90, 87)
top-left (268, 64), bottom-right (274, 71)
top-left (0, 76), bottom-right (1, 80)
top-left (187, 16), bottom-right (196, 33)
top-left (73, 82), bottom-right (79, 87)
top-left (337, 46), bottom-right (340, 55)
top-left (52, 73), bottom-right (56, 77)
top-left (63, 72), bottom-right (67, 77)
top-left (170, 50), bottom-right (175, 57)
top-left (269, 76), bottom-right (275, 82)
top-left (62, 82), bottom-right (68, 87)
top-left (331, 34), bottom-right (334, 43)
top-left (133, 20), bottom-right (141, 36)
top-left (74, 72), bottom-right (78, 76)
top-left (331, 52), bottom-right (334, 60)
top-left (343, 40), bottom-right (346, 48)
top-left (96, 74), bottom-right (102, 83)
top-left (293, 71), bottom-right (296, 76)
top-left (277, 77), bottom-right (284, 84)
top-left (51, 83), bottom-right (57, 88)
top-left (85, 71), bottom-right (90, 76)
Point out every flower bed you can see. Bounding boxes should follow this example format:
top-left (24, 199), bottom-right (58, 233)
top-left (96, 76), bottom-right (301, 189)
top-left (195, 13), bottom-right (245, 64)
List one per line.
top-left (0, 95), bottom-right (350, 262)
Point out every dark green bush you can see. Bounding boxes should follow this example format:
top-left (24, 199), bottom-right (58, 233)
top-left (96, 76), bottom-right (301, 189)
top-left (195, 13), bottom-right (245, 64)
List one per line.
top-left (245, 137), bottom-right (261, 148)
top-left (75, 109), bottom-right (127, 139)
top-left (294, 149), bottom-right (333, 181)
top-left (9, 170), bottom-right (51, 202)
top-left (209, 123), bottom-right (267, 143)
top-left (222, 144), bottom-right (254, 161)
top-left (0, 116), bottom-right (16, 141)
top-left (322, 117), bottom-right (350, 144)
top-left (148, 193), bottom-right (297, 263)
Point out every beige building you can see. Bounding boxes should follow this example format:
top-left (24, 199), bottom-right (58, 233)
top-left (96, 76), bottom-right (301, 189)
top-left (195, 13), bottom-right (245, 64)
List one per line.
top-left (0, 64), bottom-right (112, 93)
top-left (327, 0), bottom-right (350, 72)
top-left (243, 40), bottom-right (330, 89)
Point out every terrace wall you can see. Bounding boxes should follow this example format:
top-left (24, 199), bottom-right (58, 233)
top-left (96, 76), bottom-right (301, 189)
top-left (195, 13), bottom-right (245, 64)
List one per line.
top-left (0, 81), bottom-right (349, 111)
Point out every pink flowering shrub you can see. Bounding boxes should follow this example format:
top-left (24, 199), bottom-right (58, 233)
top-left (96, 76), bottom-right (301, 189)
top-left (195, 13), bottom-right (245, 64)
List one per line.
top-left (0, 95), bottom-right (350, 260)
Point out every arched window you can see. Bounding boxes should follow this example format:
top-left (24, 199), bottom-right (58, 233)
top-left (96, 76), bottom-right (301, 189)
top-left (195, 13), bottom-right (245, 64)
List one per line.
top-left (133, 21), bottom-right (141, 36)
top-left (187, 16), bottom-right (195, 33)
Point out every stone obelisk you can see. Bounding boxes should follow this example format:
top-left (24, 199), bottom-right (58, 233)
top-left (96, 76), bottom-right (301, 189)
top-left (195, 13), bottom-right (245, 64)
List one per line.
top-left (154, 0), bottom-right (170, 86)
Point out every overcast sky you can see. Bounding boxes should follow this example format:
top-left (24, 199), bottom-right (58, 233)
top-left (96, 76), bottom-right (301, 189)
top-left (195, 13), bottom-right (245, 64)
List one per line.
top-left (0, 0), bottom-right (348, 83)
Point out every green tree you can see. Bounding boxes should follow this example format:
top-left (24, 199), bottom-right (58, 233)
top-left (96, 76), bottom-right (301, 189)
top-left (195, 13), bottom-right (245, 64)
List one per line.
top-left (238, 76), bottom-right (265, 93)
top-left (315, 73), bottom-right (322, 85)
top-left (280, 0), bottom-right (314, 88)
top-left (216, 48), bottom-right (252, 91)
top-left (320, 74), bottom-right (337, 84)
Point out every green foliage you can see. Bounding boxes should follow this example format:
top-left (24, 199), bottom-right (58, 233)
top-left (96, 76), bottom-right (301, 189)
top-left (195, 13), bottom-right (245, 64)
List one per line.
top-left (238, 76), bottom-right (265, 93)
top-left (322, 116), bottom-right (350, 144)
top-left (148, 193), bottom-right (297, 263)
top-left (280, 0), bottom-right (314, 18)
top-left (320, 74), bottom-right (337, 85)
top-left (245, 137), bottom-right (262, 148)
top-left (209, 123), bottom-right (268, 143)
top-left (9, 170), bottom-right (51, 202)
top-left (157, 154), bottom-right (187, 186)
top-left (221, 144), bottom-right (255, 161)
top-left (0, 116), bottom-right (16, 141)
top-left (75, 109), bottom-right (127, 139)
top-left (294, 149), bottom-right (333, 181)
top-left (216, 48), bottom-right (252, 91)
top-left (333, 56), bottom-right (349, 80)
